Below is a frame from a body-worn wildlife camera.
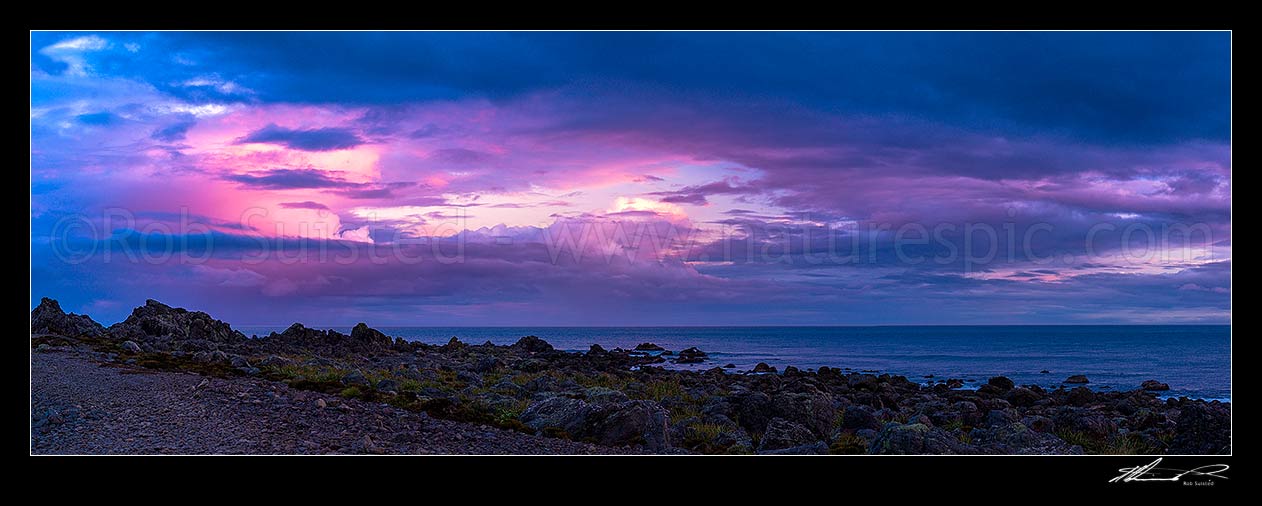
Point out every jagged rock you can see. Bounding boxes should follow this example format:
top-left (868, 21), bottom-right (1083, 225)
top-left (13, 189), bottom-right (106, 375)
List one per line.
top-left (31, 298), bottom-right (106, 337)
top-left (633, 343), bottom-right (665, 352)
top-left (350, 323), bottom-right (393, 352)
top-left (120, 341), bottom-right (142, 353)
top-left (108, 299), bottom-right (246, 347)
top-left (263, 323), bottom-right (388, 357)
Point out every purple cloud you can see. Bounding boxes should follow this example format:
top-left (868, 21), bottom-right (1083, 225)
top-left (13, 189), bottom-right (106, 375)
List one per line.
top-left (236, 124), bottom-right (365, 151)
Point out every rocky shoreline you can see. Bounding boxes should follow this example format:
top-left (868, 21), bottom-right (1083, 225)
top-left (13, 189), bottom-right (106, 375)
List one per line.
top-left (31, 298), bottom-right (1231, 455)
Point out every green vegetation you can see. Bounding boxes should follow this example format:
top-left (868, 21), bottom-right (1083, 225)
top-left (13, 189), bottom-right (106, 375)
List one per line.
top-left (642, 378), bottom-right (684, 402)
top-left (830, 432), bottom-right (868, 454)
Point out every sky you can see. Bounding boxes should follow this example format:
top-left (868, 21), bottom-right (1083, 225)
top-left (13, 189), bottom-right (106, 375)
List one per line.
top-left (30, 31), bottom-right (1231, 326)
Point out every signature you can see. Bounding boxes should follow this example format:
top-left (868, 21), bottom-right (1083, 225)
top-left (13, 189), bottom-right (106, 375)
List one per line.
top-left (1110, 458), bottom-right (1229, 483)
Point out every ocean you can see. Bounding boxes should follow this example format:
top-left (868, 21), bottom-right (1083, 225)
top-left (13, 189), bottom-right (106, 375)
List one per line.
top-left (237, 325), bottom-right (1231, 401)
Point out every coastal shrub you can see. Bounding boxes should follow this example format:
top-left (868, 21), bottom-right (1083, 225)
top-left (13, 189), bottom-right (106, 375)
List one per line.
top-left (640, 378), bottom-right (685, 402)
top-left (575, 371), bottom-right (632, 390)
top-left (668, 403), bottom-right (702, 424)
top-left (1055, 429), bottom-right (1104, 453)
top-left (129, 351), bottom-right (238, 378)
top-left (340, 386), bottom-right (363, 399)
top-left (1101, 434), bottom-right (1156, 455)
top-left (829, 432), bottom-right (868, 454)
top-left (683, 422), bottom-right (727, 450)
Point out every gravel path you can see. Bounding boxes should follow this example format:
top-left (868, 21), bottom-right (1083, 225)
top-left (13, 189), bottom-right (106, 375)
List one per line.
top-left (31, 349), bottom-right (636, 455)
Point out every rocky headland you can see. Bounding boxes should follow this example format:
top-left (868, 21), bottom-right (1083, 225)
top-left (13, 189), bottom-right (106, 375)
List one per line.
top-left (30, 297), bottom-right (1231, 455)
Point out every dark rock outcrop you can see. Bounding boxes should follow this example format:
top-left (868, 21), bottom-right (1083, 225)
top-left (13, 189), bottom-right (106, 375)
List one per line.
top-left (751, 363), bottom-right (777, 374)
top-left (674, 347), bottom-right (708, 364)
top-left (31, 298), bottom-right (106, 337)
top-left (1141, 380), bottom-right (1171, 391)
top-left (259, 322), bottom-right (392, 357)
top-left (512, 335), bottom-right (555, 354)
top-left (1064, 375), bottom-right (1090, 384)
top-left (108, 299), bottom-right (246, 349)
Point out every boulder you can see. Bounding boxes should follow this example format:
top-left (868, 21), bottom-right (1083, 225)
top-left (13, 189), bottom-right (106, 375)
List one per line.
top-left (1065, 386), bottom-right (1096, 406)
top-left (1021, 415), bottom-right (1055, 433)
top-left (633, 343), bottom-right (665, 352)
top-left (1169, 402), bottom-right (1231, 454)
top-left (869, 423), bottom-right (978, 455)
top-left (1064, 375), bottom-right (1090, 384)
top-left (342, 371), bottom-right (370, 386)
top-left (841, 404), bottom-right (880, 431)
top-left (120, 341), bottom-right (142, 353)
top-left (729, 389), bottom-right (774, 434)
top-left (31, 297), bottom-right (107, 337)
top-left (512, 335), bottom-right (555, 354)
top-left (751, 363), bottom-right (777, 374)
top-left (969, 423), bottom-right (1083, 454)
top-left (1141, 380), bottom-right (1171, 391)
top-left (849, 374), bottom-right (879, 390)
top-left (771, 391), bottom-right (837, 437)
top-left (1005, 387), bottom-right (1042, 407)
top-left (757, 418), bottom-right (818, 452)
top-left (987, 376), bottom-right (1015, 391)
top-left (674, 347), bottom-right (708, 364)
top-left (376, 379), bottom-right (399, 393)
top-left (472, 356), bottom-right (501, 372)
top-left (520, 397), bottom-right (671, 450)
top-left (192, 350), bottom-right (229, 364)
